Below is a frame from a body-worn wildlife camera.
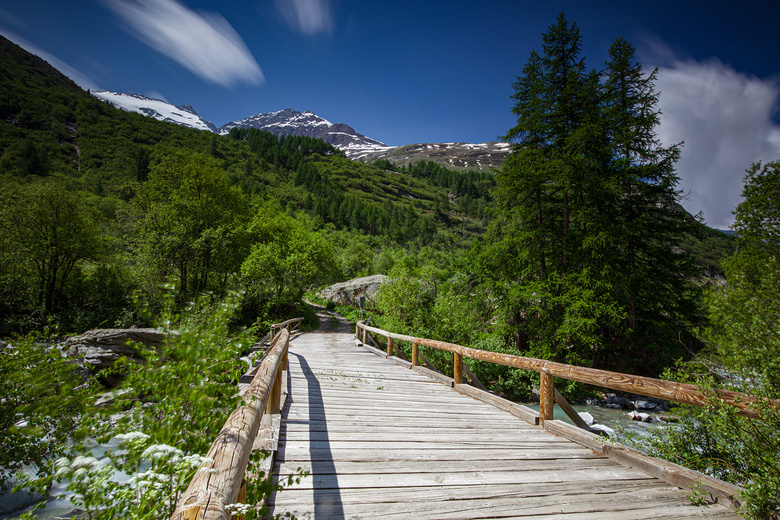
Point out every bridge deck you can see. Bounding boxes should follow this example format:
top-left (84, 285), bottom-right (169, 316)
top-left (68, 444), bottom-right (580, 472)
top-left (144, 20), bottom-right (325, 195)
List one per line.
top-left (268, 314), bottom-right (738, 519)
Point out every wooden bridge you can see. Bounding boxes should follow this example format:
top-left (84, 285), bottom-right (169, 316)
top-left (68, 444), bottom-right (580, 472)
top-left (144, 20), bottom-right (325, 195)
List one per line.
top-left (171, 309), bottom-right (746, 519)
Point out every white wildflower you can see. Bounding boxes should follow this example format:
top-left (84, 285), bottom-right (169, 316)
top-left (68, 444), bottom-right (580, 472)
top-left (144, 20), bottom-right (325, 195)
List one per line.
top-left (71, 456), bottom-right (100, 470)
top-left (141, 443), bottom-right (182, 461)
top-left (114, 431), bottom-right (150, 443)
top-left (225, 503), bottom-right (253, 515)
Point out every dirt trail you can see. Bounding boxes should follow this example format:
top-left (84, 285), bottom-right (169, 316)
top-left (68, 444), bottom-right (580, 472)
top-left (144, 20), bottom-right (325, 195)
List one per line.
top-left (305, 300), bottom-right (354, 334)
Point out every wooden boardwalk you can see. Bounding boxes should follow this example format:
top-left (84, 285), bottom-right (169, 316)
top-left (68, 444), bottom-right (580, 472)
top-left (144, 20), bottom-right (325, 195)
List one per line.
top-left (268, 311), bottom-right (739, 519)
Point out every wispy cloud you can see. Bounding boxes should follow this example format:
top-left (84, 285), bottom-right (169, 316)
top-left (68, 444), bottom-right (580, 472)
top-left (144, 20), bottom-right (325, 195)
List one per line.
top-left (274, 0), bottom-right (333, 35)
top-left (648, 53), bottom-right (780, 229)
top-left (0, 29), bottom-right (98, 91)
top-left (103, 0), bottom-right (263, 87)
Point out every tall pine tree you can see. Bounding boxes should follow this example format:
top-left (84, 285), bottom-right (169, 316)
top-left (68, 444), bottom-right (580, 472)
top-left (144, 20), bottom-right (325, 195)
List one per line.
top-left (600, 36), bottom-right (702, 369)
top-left (483, 14), bottom-right (702, 373)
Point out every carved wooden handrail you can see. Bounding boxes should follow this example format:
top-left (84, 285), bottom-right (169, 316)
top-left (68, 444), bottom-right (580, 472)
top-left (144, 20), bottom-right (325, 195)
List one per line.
top-left (356, 321), bottom-right (767, 422)
top-left (170, 324), bottom-right (293, 520)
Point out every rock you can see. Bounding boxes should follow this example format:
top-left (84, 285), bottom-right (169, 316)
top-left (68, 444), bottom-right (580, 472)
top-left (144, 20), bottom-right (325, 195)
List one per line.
top-left (634, 399), bottom-right (659, 411)
top-left (578, 411), bottom-right (595, 426)
top-left (605, 395), bottom-right (634, 409)
top-left (628, 411), bottom-right (653, 423)
top-left (589, 424), bottom-right (615, 437)
top-left (317, 275), bottom-right (388, 307)
top-left (59, 329), bottom-right (173, 383)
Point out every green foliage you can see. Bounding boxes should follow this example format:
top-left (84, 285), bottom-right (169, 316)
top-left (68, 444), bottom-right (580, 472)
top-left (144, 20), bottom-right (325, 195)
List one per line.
top-left (13, 293), bottom-right (302, 519)
top-left (39, 436), bottom-right (212, 519)
top-left (131, 149), bottom-right (250, 298)
top-left (100, 293), bottom-right (248, 454)
top-left (0, 335), bottom-right (95, 488)
top-left (707, 160), bottom-right (780, 393)
top-left (243, 207), bottom-right (337, 300)
top-left (0, 180), bottom-right (102, 324)
top-left (483, 14), bottom-right (702, 373)
top-left (631, 160), bottom-right (780, 518)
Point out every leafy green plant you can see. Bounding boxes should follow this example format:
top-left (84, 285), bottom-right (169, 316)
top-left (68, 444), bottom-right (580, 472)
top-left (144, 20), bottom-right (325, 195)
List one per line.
top-left (1, 334), bottom-right (95, 488)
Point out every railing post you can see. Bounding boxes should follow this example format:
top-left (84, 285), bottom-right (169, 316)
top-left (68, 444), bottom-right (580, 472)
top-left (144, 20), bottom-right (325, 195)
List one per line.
top-left (412, 342), bottom-right (419, 367)
top-left (539, 370), bottom-right (554, 424)
top-left (453, 352), bottom-right (463, 384)
top-left (363, 328), bottom-right (367, 345)
top-left (387, 337), bottom-right (394, 357)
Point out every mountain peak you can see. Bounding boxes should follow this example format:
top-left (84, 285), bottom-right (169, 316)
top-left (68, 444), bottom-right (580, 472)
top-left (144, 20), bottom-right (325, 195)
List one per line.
top-left (218, 108), bottom-right (388, 152)
top-left (91, 91), bottom-right (217, 132)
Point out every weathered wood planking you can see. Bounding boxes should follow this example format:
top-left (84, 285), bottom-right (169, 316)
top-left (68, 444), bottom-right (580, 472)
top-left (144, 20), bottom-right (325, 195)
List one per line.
top-left (267, 322), bottom-right (741, 520)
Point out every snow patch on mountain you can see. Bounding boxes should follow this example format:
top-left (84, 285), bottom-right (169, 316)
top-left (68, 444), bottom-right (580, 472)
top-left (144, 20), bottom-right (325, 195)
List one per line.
top-left (91, 91), bottom-right (217, 132)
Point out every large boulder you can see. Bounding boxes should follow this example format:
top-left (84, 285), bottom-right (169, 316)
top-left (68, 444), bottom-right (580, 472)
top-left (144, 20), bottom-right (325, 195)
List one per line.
top-left (59, 328), bottom-right (172, 373)
top-left (317, 275), bottom-right (388, 307)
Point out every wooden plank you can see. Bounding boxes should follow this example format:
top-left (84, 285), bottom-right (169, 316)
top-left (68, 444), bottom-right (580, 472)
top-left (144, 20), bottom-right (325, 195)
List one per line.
top-left (554, 387), bottom-right (591, 429)
top-left (539, 370), bottom-right (554, 423)
top-left (276, 447), bottom-right (602, 463)
top-left (274, 458), bottom-right (621, 476)
top-left (387, 355), bottom-right (412, 369)
top-left (454, 383), bottom-right (540, 425)
top-left (268, 479), bottom-right (674, 505)
top-left (543, 420), bottom-right (743, 509)
top-left (412, 365), bottom-right (454, 387)
top-left (544, 419), bottom-right (608, 452)
top-left (278, 465), bottom-right (655, 490)
top-left (266, 324), bottom-right (742, 520)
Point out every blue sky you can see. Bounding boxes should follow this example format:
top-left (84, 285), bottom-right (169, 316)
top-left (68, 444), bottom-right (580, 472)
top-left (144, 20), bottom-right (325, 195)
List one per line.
top-left (1, 0), bottom-right (779, 229)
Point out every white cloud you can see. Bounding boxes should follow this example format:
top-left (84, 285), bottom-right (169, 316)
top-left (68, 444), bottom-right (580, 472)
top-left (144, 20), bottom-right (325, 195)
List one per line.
top-left (103, 0), bottom-right (263, 87)
top-left (654, 60), bottom-right (780, 230)
top-left (274, 0), bottom-right (333, 35)
top-left (0, 29), bottom-right (98, 91)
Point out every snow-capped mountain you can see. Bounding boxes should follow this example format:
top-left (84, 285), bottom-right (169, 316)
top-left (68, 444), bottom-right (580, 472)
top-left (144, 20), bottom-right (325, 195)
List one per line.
top-left (218, 108), bottom-right (390, 153)
top-left (91, 91), bottom-right (217, 132)
top-left (90, 92), bottom-right (509, 170)
top-left (217, 109), bottom-right (509, 169)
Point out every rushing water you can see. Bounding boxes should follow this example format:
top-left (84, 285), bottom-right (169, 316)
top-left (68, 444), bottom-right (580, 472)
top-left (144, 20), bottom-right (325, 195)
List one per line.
top-left (521, 401), bottom-right (663, 439)
top-left (0, 439), bottom-right (130, 520)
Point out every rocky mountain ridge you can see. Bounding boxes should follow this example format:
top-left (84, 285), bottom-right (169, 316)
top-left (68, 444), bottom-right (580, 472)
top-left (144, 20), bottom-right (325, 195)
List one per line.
top-left (91, 90), bottom-right (509, 170)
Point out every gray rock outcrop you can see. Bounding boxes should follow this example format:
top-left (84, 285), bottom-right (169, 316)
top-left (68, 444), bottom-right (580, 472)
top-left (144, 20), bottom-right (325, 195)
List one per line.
top-left (317, 275), bottom-right (388, 307)
top-left (60, 328), bottom-right (173, 372)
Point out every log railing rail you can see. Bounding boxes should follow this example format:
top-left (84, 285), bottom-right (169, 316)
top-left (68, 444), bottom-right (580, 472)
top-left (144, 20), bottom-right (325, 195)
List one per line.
top-left (170, 318), bottom-right (299, 520)
top-left (270, 317), bottom-right (303, 340)
top-left (355, 321), bottom-right (765, 422)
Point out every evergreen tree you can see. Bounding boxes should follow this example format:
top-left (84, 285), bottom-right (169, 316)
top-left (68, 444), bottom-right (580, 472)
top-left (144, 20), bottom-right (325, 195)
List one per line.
top-left (600, 36), bottom-right (702, 367)
top-left (484, 14), bottom-right (702, 371)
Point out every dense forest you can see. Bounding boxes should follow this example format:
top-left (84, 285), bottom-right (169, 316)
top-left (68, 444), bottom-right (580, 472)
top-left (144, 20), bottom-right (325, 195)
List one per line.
top-left (1, 12), bottom-right (778, 518)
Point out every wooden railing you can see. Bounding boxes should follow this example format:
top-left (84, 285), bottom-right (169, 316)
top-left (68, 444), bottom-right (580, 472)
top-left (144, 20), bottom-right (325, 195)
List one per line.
top-left (355, 321), bottom-right (764, 422)
top-left (170, 320), bottom-right (297, 520)
top-left (270, 317), bottom-right (303, 340)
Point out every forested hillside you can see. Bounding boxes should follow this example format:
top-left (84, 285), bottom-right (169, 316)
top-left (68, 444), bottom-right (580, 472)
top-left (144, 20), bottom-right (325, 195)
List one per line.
top-left (0, 35), bottom-right (494, 336)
